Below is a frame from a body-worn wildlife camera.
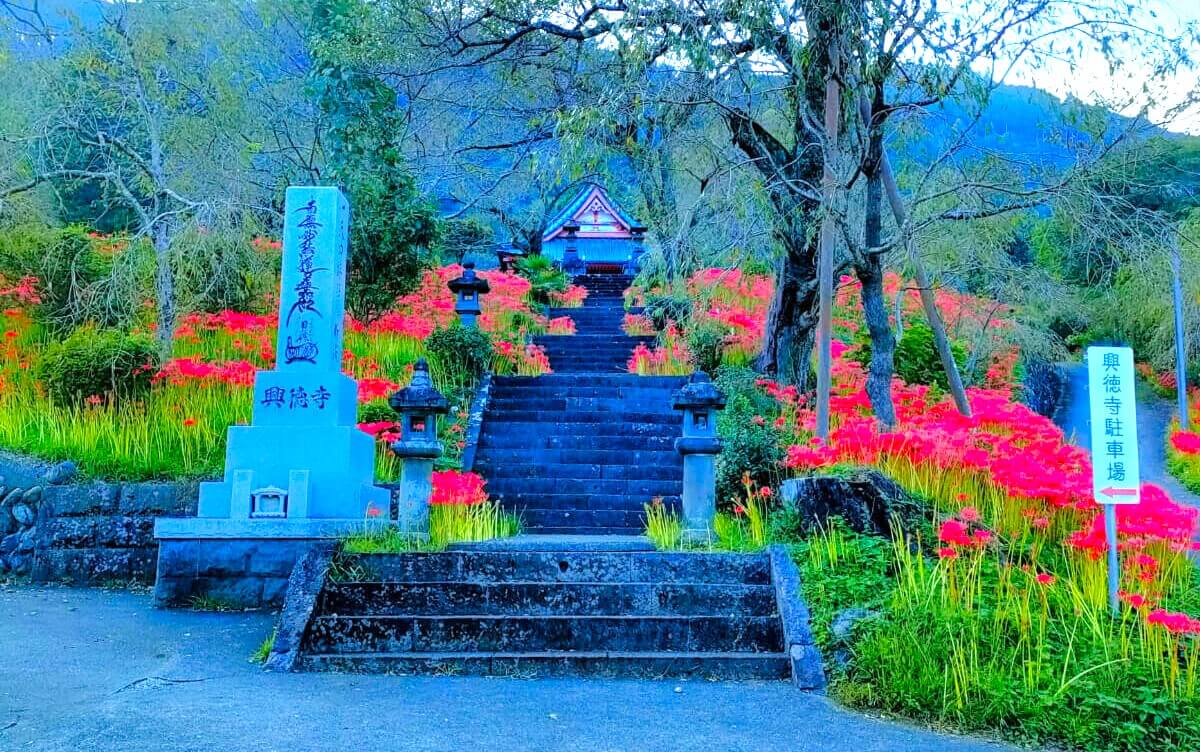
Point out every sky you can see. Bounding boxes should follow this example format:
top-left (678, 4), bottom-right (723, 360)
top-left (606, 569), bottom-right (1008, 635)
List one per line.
top-left (1005, 0), bottom-right (1200, 134)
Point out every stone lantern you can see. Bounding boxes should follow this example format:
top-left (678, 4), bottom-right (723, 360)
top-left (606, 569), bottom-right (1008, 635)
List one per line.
top-left (388, 359), bottom-right (449, 537)
top-left (626, 225), bottom-right (648, 275)
top-left (672, 372), bottom-right (727, 543)
top-left (561, 221), bottom-right (584, 276)
top-left (447, 262), bottom-right (490, 327)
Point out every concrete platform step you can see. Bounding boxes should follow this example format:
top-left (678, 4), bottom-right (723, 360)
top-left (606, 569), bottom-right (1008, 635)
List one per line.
top-left (316, 580), bottom-right (775, 617)
top-left (298, 651), bottom-right (791, 679)
top-left (348, 551), bottom-right (773, 585)
top-left (305, 614), bottom-right (783, 653)
top-left (447, 534), bottom-right (655, 552)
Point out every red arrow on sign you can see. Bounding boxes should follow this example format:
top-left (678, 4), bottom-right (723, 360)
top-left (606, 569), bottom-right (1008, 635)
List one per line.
top-left (1100, 487), bottom-right (1138, 498)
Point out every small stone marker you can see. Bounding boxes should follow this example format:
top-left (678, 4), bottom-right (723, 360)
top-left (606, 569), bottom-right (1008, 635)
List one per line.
top-left (192, 186), bottom-right (388, 526)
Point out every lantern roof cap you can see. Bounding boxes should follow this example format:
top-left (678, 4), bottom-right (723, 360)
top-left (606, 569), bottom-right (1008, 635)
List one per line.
top-left (389, 359), bottom-right (449, 414)
top-left (671, 371), bottom-right (727, 410)
top-left (448, 262), bottom-right (490, 294)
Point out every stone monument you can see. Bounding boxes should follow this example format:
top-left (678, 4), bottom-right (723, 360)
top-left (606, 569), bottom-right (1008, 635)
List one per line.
top-left (154, 186), bottom-right (389, 607)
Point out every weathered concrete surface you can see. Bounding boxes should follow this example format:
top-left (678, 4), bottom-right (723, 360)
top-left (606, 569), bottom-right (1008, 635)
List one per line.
top-left (0, 586), bottom-right (1015, 752)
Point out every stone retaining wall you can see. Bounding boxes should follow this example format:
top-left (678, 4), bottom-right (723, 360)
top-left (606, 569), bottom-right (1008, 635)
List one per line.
top-left (0, 451), bottom-right (197, 584)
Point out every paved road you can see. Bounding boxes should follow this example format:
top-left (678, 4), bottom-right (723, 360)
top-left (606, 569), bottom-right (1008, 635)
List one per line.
top-left (1056, 363), bottom-right (1200, 510)
top-left (0, 586), bottom-right (1012, 752)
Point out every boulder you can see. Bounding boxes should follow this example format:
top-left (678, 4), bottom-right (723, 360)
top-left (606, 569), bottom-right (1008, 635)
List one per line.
top-left (780, 469), bottom-right (924, 537)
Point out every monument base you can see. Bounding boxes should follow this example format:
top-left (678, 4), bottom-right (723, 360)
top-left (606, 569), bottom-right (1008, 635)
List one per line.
top-left (152, 517), bottom-right (364, 609)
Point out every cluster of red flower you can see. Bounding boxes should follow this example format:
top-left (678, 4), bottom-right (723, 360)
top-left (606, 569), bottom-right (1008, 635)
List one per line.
top-left (430, 469), bottom-right (488, 506)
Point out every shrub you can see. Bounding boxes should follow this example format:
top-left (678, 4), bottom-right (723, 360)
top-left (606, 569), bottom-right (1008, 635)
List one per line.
top-left (713, 365), bottom-right (786, 507)
top-left (514, 254), bottom-right (569, 305)
top-left (171, 223), bottom-right (275, 314)
top-left (38, 326), bottom-right (161, 406)
top-left (425, 324), bottom-right (493, 386)
top-left (438, 217), bottom-right (494, 263)
top-left (0, 224), bottom-right (145, 332)
top-left (641, 290), bottom-right (692, 329)
top-left (853, 321), bottom-right (966, 390)
top-left (686, 319), bottom-right (726, 374)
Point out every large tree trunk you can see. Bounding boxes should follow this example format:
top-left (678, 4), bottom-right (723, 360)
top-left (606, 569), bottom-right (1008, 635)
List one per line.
top-left (854, 95), bottom-right (971, 417)
top-left (152, 220), bottom-right (175, 355)
top-left (757, 238), bottom-right (820, 389)
top-left (856, 94), bottom-right (898, 429)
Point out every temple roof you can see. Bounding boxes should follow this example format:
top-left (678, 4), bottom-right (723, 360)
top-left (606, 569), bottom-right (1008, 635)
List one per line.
top-left (543, 183), bottom-right (644, 242)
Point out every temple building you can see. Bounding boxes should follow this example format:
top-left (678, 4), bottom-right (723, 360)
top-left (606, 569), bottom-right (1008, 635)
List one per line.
top-left (540, 183), bottom-right (647, 275)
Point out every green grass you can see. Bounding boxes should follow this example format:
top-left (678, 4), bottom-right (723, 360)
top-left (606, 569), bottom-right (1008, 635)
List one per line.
top-left (1166, 440), bottom-right (1200, 496)
top-left (341, 500), bottom-right (521, 554)
top-left (793, 520), bottom-right (1200, 752)
top-left (251, 629), bottom-right (276, 663)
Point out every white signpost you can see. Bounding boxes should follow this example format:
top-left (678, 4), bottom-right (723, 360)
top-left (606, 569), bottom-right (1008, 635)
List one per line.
top-left (1086, 346), bottom-right (1141, 615)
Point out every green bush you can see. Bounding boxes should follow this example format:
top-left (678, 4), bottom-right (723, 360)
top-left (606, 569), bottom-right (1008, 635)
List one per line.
top-left (39, 326), bottom-right (161, 405)
top-left (171, 224), bottom-right (275, 314)
top-left (686, 320), bottom-right (726, 374)
top-left (853, 322), bottom-right (967, 390)
top-left (0, 224), bottom-right (145, 332)
top-left (714, 366), bottom-right (785, 507)
top-left (514, 254), bottom-right (568, 305)
top-left (425, 325), bottom-right (493, 386)
top-left (641, 290), bottom-right (692, 330)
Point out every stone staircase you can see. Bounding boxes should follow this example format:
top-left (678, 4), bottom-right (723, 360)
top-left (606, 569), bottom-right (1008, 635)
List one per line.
top-left (474, 274), bottom-right (683, 535)
top-left (534, 273), bottom-right (653, 373)
top-left (291, 548), bottom-right (796, 680)
top-left (272, 274), bottom-right (825, 686)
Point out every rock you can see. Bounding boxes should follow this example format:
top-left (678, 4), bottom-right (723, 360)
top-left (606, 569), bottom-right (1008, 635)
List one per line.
top-left (22, 485), bottom-right (43, 503)
top-left (0, 531), bottom-right (20, 555)
top-left (830, 606), bottom-right (881, 671)
top-left (1, 487), bottom-right (21, 508)
top-left (15, 527), bottom-right (37, 553)
top-left (44, 461), bottom-right (77, 486)
top-left (781, 469), bottom-right (924, 537)
top-left (832, 607), bottom-right (880, 643)
top-left (11, 502), bottom-right (35, 527)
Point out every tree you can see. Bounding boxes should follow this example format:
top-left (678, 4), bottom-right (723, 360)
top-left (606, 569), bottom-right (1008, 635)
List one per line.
top-left (1, 1), bottom-right (286, 351)
top-left (307, 0), bottom-right (440, 322)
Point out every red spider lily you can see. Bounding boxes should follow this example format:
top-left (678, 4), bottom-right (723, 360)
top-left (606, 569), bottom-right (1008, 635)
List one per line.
top-left (938, 547), bottom-right (959, 560)
top-left (430, 470), bottom-right (488, 506)
top-left (1035, 573), bottom-right (1056, 585)
top-left (548, 285), bottom-right (588, 307)
top-left (182, 417), bottom-right (197, 427)
top-left (1170, 431), bottom-right (1200, 455)
top-left (939, 519), bottom-right (974, 547)
top-left (1146, 609), bottom-right (1200, 635)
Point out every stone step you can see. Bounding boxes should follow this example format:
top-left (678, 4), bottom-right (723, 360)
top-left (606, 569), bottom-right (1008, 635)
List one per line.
top-left (476, 435), bottom-right (678, 452)
top-left (478, 429), bottom-right (677, 445)
top-left (531, 526), bottom-right (645, 536)
top-left (346, 552), bottom-right (772, 585)
top-left (297, 651), bottom-right (791, 680)
top-left (485, 398), bottom-right (678, 414)
top-left (475, 463), bottom-right (681, 482)
top-left (492, 375), bottom-right (687, 387)
top-left (487, 477), bottom-right (680, 496)
top-left (305, 614), bottom-right (783, 654)
top-left (447, 534), bottom-right (656, 552)
top-left (508, 508), bottom-right (654, 530)
top-left (491, 492), bottom-right (681, 512)
top-left (486, 385), bottom-right (680, 398)
top-left (318, 581), bottom-right (778, 617)
top-left (483, 410), bottom-right (683, 424)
